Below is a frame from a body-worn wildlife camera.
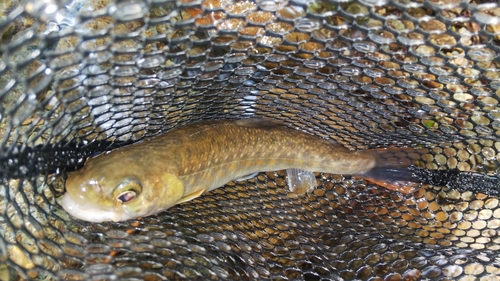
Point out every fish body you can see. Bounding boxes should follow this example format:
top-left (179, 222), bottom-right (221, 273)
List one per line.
top-left (62, 119), bottom-right (417, 222)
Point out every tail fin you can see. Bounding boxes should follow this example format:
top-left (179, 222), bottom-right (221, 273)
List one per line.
top-left (357, 148), bottom-right (422, 194)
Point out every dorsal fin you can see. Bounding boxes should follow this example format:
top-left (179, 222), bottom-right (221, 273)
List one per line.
top-left (234, 118), bottom-right (283, 128)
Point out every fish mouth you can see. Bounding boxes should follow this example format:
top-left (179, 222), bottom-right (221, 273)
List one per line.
top-left (61, 193), bottom-right (124, 223)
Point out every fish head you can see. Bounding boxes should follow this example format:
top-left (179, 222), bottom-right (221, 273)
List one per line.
top-left (61, 150), bottom-right (185, 222)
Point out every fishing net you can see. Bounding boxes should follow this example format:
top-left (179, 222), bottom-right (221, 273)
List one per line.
top-left (1, 0), bottom-right (500, 279)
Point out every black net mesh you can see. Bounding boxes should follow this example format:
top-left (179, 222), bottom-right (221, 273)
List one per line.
top-left (1, 0), bottom-right (500, 279)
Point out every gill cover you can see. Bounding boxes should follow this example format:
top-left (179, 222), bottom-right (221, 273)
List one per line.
top-left (153, 172), bottom-right (187, 214)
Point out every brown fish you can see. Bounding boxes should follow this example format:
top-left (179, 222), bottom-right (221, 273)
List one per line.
top-left (61, 119), bottom-right (419, 222)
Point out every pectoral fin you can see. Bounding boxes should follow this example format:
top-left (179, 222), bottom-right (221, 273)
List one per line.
top-left (84, 151), bottom-right (105, 165)
top-left (286, 169), bottom-right (317, 195)
top-left (177, 188), bottom-right (206, 204)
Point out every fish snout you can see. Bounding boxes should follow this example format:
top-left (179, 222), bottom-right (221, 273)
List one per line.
top-left (61, 192), bottom-right (125, 222)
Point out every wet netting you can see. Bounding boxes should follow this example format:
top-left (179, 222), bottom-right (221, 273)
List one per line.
top-left (1, 0), bottom-right (500, 280)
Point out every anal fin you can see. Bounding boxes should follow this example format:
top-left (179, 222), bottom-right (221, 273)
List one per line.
top-left (286, 169), bottom-right (317, 195)
top-left (361, 178), bottom-right (419, 194)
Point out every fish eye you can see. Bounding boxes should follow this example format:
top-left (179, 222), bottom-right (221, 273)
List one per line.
top-left (116, 190), bottom-right (136, 203)
top-left (113, 179), bottom-right (142, 204)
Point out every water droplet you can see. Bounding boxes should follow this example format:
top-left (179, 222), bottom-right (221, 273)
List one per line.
top-left (295, 18), bottom-right (322, 32)
top-left (84, 74), bottom-right (110, 87)
top-left (403, 64), bottom-right (426, 73)
top-left (203, 61), bottom-right (224, 72)
top-left (363, 68), bottom-right (384, 77)
top-left (54, 9), bottom-right (77, 30)
top-left (360, 0), bottom-right (388, 5)
top-left (255, 0), bottom-right (288, 12)
top-left (226, 2), bottom-right (257, 16)
top-left (225, 53), bottom-right (247, 63)
top-left (304, 60), bottom-right (326, 68)
top-left (110, 66), bottom-right (140, 77)
top-left (326, 39), bottom-right (351, 51)
top-left (95, 116), bottom-right (115, 134)
top-left (86, 263), bottom-right (114, 275)
top-left (218, 18), bottom-right (246, 31)
top-left (135, 78), bottom-right (160, 88)
top-left (83, 64), bottom-right (109, 75)
top-left (437, 76), bottom-right (460, 84)
top-left (474, 10), bottom-right (500, 25)
top-left (257, 36), bottom-right (282, 47)
top-left (420, 56), bottom-right (444, 66)
top-left (137, 55), bottom-right (165, 68)
top-left (368, 30), bottom-right (395, 44)
top-left (266, 22), bottom-right (293, 36)
top-left (491, 81), bottom-right (500, 90)
top-left (24, 0), bottom-right (62, 20)
top-left (398, 33), bottom-right (425, 45)
top-left (277, 6), bottom-right (306, 21)
top-left (353, 41), bottom-right (377, 53)
top-left (109, 0), bottom-right (148, 21)
top-left (89, 95), bottom-right (110, 107)
top-left (468, 48), bottom-right (495, 61)
top-left (8, 27), bottom-right (36, 48)
top-left (339, 66), bottom-right (361, 76)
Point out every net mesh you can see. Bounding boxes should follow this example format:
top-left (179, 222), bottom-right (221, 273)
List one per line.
top-left (1, 0), bottom-right (500, 279)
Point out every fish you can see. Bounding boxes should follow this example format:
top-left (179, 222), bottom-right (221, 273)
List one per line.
top-left (61, 118), bottom-right (420, 222)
